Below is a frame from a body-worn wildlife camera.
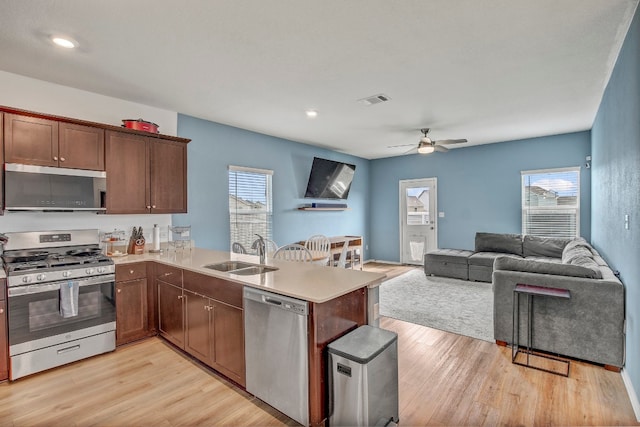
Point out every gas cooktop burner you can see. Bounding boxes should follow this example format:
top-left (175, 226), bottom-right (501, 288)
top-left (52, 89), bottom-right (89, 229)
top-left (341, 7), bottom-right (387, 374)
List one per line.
top-left (4, 245), bottom-right (112, 274)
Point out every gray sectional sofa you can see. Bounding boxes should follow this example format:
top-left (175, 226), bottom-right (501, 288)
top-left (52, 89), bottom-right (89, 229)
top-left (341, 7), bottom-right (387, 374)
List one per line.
top-left (424, 232), bottom-right (625, 368)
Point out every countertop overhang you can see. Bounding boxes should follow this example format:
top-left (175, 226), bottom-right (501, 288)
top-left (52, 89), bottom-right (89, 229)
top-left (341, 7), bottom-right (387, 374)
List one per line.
top-left (112, 247), bottom-right (386, 303)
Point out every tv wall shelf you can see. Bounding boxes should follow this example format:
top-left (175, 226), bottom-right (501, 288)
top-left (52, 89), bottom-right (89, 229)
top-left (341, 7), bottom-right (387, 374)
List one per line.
top-left (298, 207), bottom-right (350, 211)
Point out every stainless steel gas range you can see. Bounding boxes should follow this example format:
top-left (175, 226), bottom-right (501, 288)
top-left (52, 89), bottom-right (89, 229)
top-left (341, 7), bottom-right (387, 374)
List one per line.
top-left (2, 229), bottom-right (116, 380)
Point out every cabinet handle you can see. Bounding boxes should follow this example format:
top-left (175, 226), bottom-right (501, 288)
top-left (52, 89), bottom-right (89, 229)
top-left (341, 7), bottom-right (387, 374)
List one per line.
top-left (146, 205), bottom-right (151, 209)
top-left (117, 289), bottom-right (121, 293)
top-left (177, 295), bottom-right (183, 300)
top-left (205, 305), bottom-right (213, 311)
top-left (60, 157), bottom-right (66, 162)
top-left (129, 270), bottom-right (134, 274)
top-left (0, 308), bottom-right (3, 314)
top-left (53, 156), bottom-right (58, 161)
top-left (152, 205), bottom-right (156, 209)
top-left (163, 272), bottom-right (173, 277)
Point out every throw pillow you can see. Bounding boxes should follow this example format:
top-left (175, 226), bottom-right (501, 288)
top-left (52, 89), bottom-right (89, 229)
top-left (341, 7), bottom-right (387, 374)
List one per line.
top-left (475, 232), bottom-right (523, 255)
top-left (562, 245), bottom-right (593, 264)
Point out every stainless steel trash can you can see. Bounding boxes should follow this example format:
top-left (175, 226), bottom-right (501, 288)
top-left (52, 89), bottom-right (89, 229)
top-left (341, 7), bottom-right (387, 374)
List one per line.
top-left (327, 325), bottom-right (399, 427)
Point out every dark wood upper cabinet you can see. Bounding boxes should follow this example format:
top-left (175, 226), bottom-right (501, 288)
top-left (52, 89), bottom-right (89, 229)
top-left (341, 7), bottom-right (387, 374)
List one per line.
top-left (105, 131), bottom-right (150, 214)
top-left (4, 114), bottom-right (105, 170)
top-left (4, 114), bottom-right (59, 167)
top-left (106, 130), bottom-right (187, 214)
top-left (150, 139), bottom-right (187, 214)
top-left (58, 122), bottom-right (105, 170)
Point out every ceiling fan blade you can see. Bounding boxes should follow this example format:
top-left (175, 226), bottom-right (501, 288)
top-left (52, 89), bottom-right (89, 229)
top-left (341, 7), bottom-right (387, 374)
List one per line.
top-left (387, 143), bottom-right (416, 148)
top-left (434, 145), bottom-right (449, 153)
top-left (435, 138), bottom-right (468, 145)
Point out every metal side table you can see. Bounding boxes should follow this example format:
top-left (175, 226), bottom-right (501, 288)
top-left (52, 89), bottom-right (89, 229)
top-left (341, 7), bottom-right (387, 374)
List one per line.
top-left (512, 283), bottom-right (571, 377)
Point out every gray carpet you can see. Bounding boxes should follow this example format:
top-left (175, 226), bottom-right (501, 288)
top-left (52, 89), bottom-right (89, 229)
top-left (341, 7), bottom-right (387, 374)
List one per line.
top-left (379, 269), bottom-right (494, 342)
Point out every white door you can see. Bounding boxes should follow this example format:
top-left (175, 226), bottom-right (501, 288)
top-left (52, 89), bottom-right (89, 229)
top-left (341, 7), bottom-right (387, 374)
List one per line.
top-left (399, 178), bottom-right (437, 265)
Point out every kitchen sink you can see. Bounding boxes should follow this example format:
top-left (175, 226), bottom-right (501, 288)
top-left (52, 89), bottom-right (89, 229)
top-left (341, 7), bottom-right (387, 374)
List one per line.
top-left (203, 261), bottom-right (278, 275)
top-left (230, 265), bottom-right (279, 275)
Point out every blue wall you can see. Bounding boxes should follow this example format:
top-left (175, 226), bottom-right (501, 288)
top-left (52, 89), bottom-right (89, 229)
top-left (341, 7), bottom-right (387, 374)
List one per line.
top-left (592, 4), bottom-right (640, 409)
top-left (369, 132), bottom-right (591, 261)
top-left (174, 115), bottom-right (370, 256)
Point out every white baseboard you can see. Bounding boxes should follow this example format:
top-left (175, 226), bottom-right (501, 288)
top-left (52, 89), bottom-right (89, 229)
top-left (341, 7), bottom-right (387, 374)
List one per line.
top-left (622, 368), bottom-right (640, 422)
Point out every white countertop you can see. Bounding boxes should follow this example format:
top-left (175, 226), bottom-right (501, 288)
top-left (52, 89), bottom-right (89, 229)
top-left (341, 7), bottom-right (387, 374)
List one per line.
top-left (112, 247), bottom-right (386, 304)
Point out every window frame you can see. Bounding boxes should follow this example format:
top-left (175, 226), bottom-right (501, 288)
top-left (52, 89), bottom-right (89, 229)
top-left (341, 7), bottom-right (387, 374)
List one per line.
top-left (228, 165), bottom-right (274, 251)
top-left (521, 166), bottom-right (581, 238)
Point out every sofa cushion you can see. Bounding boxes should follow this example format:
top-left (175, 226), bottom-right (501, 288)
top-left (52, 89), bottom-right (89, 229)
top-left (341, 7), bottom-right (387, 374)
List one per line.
top-left (475, 232), bottom-right (523, 256)
top-left (523, 235), bottom-right (570, 258)
top-left (562, 245), bottom-right (593, 264)
top-left (424, 249), bottom-right (473, 264)
top-left (494, 256), bottom-right (602, 279)
top-left (524, 255), bottom-right (563, 263)
top-left (468, 251), bottom-right (521, 267)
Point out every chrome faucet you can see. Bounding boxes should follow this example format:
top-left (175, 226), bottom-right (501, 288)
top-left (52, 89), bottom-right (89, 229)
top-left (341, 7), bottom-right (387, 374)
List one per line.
top-left (252, 234), bottom-right (266, 264)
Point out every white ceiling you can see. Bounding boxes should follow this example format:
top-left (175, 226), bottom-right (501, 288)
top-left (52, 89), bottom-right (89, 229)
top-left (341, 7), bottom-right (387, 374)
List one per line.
top-left (0, 1), bottom-right (637, 159)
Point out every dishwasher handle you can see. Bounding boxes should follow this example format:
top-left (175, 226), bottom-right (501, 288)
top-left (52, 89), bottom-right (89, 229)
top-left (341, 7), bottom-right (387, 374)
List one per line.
top-left (263, 296), bottom-right (283, 306)
top-left (243, 286), bottom-right (308, 316)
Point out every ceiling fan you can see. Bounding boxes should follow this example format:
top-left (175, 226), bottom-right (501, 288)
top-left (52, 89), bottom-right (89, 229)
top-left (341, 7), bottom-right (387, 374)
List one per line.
top-left (389, 128), bottom-right (468, 155)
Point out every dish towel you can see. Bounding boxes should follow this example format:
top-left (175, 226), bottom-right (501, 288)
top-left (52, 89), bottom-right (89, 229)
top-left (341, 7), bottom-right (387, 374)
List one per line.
top-left (60, 281), bottom-right (79, 318)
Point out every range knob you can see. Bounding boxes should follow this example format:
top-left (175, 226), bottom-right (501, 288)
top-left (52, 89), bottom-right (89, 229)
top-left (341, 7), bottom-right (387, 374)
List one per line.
top-left (97, 267), bottom-right (106, 274)
top-left (62, 270), bottom-right (73, 278)
top-left (36, 273), bottom-right (47, 281)
top-left (85, 268), bottom-right (95, 275)
top-left (22, 276), bottom-right (33, 283)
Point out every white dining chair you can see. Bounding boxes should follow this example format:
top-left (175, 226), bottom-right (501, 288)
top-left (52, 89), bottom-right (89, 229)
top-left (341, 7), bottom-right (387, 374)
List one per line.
top-left (231, 242), bottom-right (247, 254)
top-left (304, 235), bottom-right (331, 266)
top-left (250, 237), bottom-right (279, 257)
top-left (335, 238), bottom-right (353, 268)
top-left (272, 244), bottom-right (313, 262)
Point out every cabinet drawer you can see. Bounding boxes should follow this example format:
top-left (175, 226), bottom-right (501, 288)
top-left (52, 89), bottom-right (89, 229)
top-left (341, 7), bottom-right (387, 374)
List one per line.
top-left (116, 262), bottom-right (147, 281)
top-left (155, 263), bottom-right (183, 287)
top-left (183, 270), bottom-right (242, 308)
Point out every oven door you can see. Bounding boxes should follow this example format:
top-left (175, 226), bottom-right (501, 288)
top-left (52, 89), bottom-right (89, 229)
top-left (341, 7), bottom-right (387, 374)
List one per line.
top-left (7, 274), bottom-right (116, 355)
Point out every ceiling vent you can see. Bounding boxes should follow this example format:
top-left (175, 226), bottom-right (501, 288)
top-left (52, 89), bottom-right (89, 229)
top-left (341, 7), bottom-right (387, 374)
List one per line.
top-left (358, 93), bottom-right (391, 106)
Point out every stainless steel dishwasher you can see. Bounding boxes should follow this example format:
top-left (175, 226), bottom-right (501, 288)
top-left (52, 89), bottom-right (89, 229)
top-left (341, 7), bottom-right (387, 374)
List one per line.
top-left (243, 286), bottom-right (309, 426)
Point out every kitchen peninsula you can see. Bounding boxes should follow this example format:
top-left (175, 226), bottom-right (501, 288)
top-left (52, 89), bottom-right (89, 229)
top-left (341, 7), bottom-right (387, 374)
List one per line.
top-left (112, 247), bottom-right (386, 426)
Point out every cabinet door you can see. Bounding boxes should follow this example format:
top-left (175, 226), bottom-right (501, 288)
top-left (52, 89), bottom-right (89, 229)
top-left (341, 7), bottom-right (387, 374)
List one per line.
top-left (157, 280), bottom-right (184, 349)
top-left (0, 298), bottom-right (7, 381)
top-left (184, 290), bottom-right (212, 363)
top-left (105, 131), bottom-right (150, 214)
top-left (212, 301), bottom-right (245, 386)
top-left (59, 122), bottom-right (105, 170)
top-left (4, 114), bottom-right (59, 166)
top-left (149, 138), bottom-right (187, 213)
top-left (115, 278), bottom-right (148, 346)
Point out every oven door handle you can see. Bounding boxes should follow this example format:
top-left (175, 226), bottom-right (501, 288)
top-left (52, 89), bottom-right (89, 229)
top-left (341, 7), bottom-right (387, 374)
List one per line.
top-left (8, 274), bottom-right (115, 297)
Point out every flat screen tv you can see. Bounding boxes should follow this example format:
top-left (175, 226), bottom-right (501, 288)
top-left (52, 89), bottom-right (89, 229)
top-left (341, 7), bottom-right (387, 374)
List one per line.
top-left (304, 157), bottom-right (356, 199)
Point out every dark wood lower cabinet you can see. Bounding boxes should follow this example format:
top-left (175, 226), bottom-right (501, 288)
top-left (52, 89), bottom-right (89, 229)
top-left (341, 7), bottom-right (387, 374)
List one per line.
top-left (183, 285), bottom-right (245, 387)
top-left (115, 263), bottom-right (149, 346)
top-left (211, 301), bottom-right (245, 384)
top-left (157, 280), bottom-right (185, 349)
top-left (184, 290), bottom-right (211, 362)
top-left (115, 278), bottom-right (148, 346)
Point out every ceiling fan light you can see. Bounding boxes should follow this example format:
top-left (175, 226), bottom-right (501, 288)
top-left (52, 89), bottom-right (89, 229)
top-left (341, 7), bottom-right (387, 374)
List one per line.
top-left (418, 145), bottom-right (435, 154)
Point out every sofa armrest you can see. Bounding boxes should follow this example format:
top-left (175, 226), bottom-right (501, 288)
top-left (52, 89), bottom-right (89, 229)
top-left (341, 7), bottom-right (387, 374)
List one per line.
top-left (493, 269), bottom-right (624, 367)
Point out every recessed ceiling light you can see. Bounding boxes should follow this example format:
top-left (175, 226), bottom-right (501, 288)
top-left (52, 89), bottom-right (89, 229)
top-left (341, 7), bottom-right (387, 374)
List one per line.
top-left (51, 36), bottom-right (77, 49)
top-left (305, 110), bottom-right (318, 118)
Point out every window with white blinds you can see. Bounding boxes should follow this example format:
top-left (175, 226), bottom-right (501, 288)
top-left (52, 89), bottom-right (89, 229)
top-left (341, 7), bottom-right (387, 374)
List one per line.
top-left (521, 167), bottom-right (580, 238)
top-left (228, 165), bottom-right (273, 251)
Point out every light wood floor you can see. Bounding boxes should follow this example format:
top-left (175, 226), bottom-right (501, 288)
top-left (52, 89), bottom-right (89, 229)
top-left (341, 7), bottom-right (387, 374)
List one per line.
top-left (0, 263), bottom-right (637, 426)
